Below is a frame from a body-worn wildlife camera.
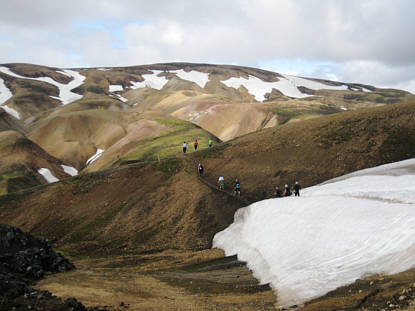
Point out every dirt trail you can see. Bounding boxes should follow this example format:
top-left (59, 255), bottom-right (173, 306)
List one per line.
top-left (34, 251), bottom-right (277, 311)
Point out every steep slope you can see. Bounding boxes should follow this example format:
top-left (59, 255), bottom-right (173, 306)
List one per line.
top-left (0, 108), bottom-right (26, 133)
top-left (0, 130), bottom-right (73, 195)
top-left (0, 157), bottom-right (243, 256)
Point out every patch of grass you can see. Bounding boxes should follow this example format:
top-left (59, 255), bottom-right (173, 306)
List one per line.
top-left (155, 158), bottom-right (181, 175)
top-left (121, 118), bottom-right (213, 162)
top-left (274, 108), bottom-right (301, 124)
top-left (14, 137), bottom-right (33, 148)
top-left (67, 208), bottom-right (121, 243)
top-left (0, 190), bottom-right (31, 207)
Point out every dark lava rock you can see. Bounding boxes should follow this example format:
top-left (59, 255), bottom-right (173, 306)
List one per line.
top-left (0, 224), bottom-right (105, 311)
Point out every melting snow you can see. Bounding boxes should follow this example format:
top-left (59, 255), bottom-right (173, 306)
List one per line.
top-left (115, 94), bottom-right (128, 102)
top-left (170, 69), bottom-right (210, 88)
top-left (109, 84), bottom-right (123, 92)
top-left (37, 168), bottom-right (59, 183)
top-left (221, 74), bottom-right (348, 101)
top-left (213, 158), bottom-right (415, 307)
top-left (86, 148), bottom-right (104, 165)
top-left (61, 164), bottom-right (78, 176)
top-left (0, 78), bottom-right (20, 119)
top-left (130, 70), bottom-right (169, 90)
top-left (0, 66), bottom-right (85, 105)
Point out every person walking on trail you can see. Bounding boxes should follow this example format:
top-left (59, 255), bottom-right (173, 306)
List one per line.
top-left (198, 163), bottom-right (204, 177)
top-left (208, 139), bottom-right (213, 147)
top-left (183, 141), bottom-right (187, 153)
top-left (218, 176), bottom-right (225, 190)
top-left (194, 139), bottom-right (199, 151)
top-left (293, 181), bottom-right (301, 197)
top-left (275, 186), bottom-right (282, 198)
top-left (234, 178), bottom-right (241, 196)
top-left (284, 184), bottom-right (291, 196)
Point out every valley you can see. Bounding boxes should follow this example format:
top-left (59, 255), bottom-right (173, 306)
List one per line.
top-left (0, 62), bottom-right (415, 310)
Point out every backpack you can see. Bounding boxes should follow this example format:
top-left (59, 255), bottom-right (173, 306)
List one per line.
top-left (199, 165), bottom-right (204, 171)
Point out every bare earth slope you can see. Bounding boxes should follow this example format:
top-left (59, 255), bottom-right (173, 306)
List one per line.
top-left (0, 130), bottom-right (71, 195)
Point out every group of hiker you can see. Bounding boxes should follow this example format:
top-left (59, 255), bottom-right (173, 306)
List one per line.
top-left (183, 139), bottom-right (213, 153)
top-left (275, 182), bottom-right (301, 197)
top-left (183, 139), bottom-right (301, 198)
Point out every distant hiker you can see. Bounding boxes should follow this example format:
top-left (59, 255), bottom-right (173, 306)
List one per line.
top-left (284, 184), bottom-right (291, 197)
top-left (183, 141), bottom-right (187, 153)
top-left (194, 139), bottom-right (199, 151)
top-left (208, 139), bottom-right (213, 147)
top-left (218, 176), bottom-right (225, 190)
top-left (293, 181), bottom-right (301, 197)
top-left (198, 163), bottom-right (204, 177)
top-left (275, 186), bottom-right (282, 198)
top-left (234, 179), bottom-right (241, 196)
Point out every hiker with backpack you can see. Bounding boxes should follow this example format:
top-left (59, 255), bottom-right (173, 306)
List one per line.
top-left (218, 176), bottom-right (225, 190)
top-left (208, 139), bottom-right (213, 147)
top-left (194, 139), bottom-right (199, 151)
top-left (198, 163), bottom-right (204, 177)
top-left (293, 181), bottom-right (301, 196)
top-left (284, 184), bottom-right (291, 196)
top-left (275, 186), bottom-right (283, 198)
top-left (183, 141), bottom-right (187, 153)
top-left (234, 178), bottom-right (241, 196)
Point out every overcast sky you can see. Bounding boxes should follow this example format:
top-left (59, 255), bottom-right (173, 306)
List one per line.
top-left (1, 0), bottom-right (414, 92)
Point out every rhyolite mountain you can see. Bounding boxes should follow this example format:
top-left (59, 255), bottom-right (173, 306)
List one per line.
top-left (0, 62), bottom-right (414, 194)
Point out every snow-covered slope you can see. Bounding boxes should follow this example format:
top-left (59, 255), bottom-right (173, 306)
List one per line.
top-left (130, 70), bottom-right (169, 90)
top-left (213, 159), bottom-right (415, 307)
top-left (221, 74), bottom-right (348, 101)
top-left (170, 69), bottom-right (210, 88)
top-left (0, 66), bottom-right (85, 105)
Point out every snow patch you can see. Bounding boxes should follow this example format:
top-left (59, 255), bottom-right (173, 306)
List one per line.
top-left (115, 94), bottom-right (128, 102)
top-left (0, 77), bottom-right (20, 119)
top-left (86, 148), bottom-right (104, 165)
top-left (170, 69), bottom-right (210, 88)
top-left (97, 68), bottom-right (111, 71)
top-left (130, 70), bottom-right (169, 90)
top-left (37, 168), bottom-right (59, 183)
top-left (0, 66), bottom-right (85, 105)
top-left (213, 159), bottom-right (415, 307)
top-left (0, 105), bottom-right (20, 119)
top-left (109, 84), bottom-right (123, 92)
top-left (221, 74), bottom-right (348, 101)
top-left (61, 165), bottom-right (78, 176)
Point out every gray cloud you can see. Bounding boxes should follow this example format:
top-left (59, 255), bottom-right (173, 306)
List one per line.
top-left (0, 0), bottom-right (414, 92)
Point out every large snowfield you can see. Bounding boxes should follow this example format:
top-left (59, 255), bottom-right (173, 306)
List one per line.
top-left (213, 159), bottom-right (415, 307)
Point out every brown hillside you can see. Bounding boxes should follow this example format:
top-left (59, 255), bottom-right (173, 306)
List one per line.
top-left (0, 108), bottom-right (26, 134)
top-left (0, 130), bottom-right (70, 195)
top-left (193, 101), bottom-right (415, 202)
top-left (0, 157), bottom-right (242, 257)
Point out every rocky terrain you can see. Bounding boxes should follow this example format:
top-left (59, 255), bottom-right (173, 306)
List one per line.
top-left (0, 224), bottom-right (108, 311)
